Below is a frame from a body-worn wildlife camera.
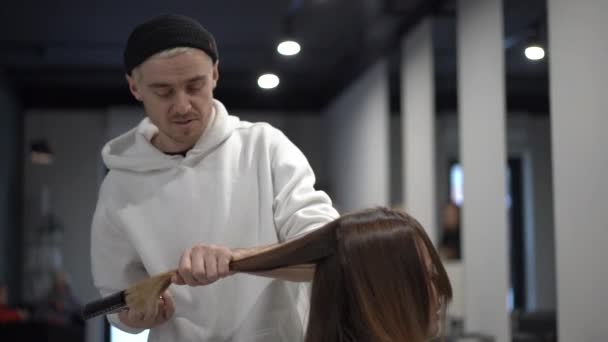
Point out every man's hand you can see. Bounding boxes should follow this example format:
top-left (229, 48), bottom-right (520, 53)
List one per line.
top-left (173, 244), bottom-right (233, 286)
top-left (118, 290), bottom-right (175, 329)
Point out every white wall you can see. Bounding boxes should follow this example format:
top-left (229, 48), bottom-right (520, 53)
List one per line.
top-left (324, 60), bottom-right (391, 212)
top-left (549, 0), bottom-right (608, 339)
top-left (402, 18), bottom-right (437, 242)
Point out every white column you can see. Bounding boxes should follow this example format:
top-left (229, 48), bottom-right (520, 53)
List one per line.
top-left (548, 0), bottom-right (608, 340)
top-left (325, 60), bottom-right (390, 213)
top-left (524, 118), bottom-right (556, 312)
top-left (457, 0), bottom-right (510, 341)
top-left (401, 19), bottom-right (437, 242)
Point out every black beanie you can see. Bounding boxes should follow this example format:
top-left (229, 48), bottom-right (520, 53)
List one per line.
top-left (123, 14), bottom-right (219, 75)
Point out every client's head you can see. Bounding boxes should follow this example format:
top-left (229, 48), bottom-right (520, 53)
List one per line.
top-left (306, 207), bottom-right (452, 342)
top-left (230, 206), bottom-right (453, 341)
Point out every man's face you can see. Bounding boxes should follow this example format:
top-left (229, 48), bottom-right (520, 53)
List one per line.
top-left (127, 49), bottom-right (219, 152)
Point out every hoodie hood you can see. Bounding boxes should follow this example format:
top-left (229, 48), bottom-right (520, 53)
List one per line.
top-left (102, 99), bottom-right (238, 172)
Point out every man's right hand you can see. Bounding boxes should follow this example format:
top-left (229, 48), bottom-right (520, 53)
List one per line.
top-left (118, 290), bottom-right (175, 329)
top-left (173, 244), bottom-right (233, 286)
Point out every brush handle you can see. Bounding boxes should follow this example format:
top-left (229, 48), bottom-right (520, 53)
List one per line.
top-left (82, 290), bottom-right (127, 320)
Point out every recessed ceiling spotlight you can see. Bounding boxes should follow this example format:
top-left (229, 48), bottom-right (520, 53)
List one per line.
top-left (277, 40), bottom-right (301, 56)
top-left (525, 45), bottom-right (545, 61)
top-left (257, 73), bottom-right (280, 89)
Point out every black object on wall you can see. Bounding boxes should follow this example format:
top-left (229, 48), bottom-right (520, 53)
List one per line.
top-left (509, 157), bottom-right (526, 310)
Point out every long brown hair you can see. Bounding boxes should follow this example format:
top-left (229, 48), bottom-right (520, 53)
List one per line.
top-left (231, 207), bottom-right (452, 342)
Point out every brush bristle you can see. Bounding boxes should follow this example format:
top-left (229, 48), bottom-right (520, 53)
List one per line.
top-left (124, 271), bottom-right (174, 318)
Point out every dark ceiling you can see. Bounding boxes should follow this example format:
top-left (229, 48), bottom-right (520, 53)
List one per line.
top-left (1, 0), bottom-right (548, 113)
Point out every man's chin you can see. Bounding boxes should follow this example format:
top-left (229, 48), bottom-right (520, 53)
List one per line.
top-left (174, 126), bottom-right (202, 139)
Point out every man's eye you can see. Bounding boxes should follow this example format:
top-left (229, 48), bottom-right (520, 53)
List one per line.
top-left (156, 90), bottom-right (172, 98)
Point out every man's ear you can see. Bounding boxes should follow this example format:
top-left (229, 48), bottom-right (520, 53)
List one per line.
top-left (126, 74), bottom-right (143, 101)
top-left (212, 61), bottom-right (219, 89)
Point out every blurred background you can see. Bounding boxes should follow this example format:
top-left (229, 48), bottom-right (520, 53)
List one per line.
top-left (0, 0), bottom-right (606, 341)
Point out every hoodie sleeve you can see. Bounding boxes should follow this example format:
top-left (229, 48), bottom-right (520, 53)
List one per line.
top-left (90, 182), bottom-right (148, 334)
top-left (270, 129), bottom-right (339, 241)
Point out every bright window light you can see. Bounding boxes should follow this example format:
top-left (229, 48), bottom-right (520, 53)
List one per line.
top-left (277, 40), bottom-right (301, 56)
top-left (257, 73), bottom-right (280, 89)
top-left (450, 164), bottom-right (464, 206)
top-left (111, 327), bottom-right (149, 342)
top-left (525, 46), bottom-right (545, 61)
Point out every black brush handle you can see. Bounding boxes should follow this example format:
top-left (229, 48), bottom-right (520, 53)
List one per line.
top-left (82, 290), bottom-right (127, 320)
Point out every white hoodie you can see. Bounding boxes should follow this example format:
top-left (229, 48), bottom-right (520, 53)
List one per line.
top-left (91, 100), bottom-right (338, 341)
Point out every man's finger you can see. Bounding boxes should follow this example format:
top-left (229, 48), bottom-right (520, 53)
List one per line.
top-left (143, 302), bottom-right (158, 322)
top-left (205, 252), bottom-right (219, 282)
top-left (178, 249), bottom-right (197, 286)
top-left (218, 253), bottom-right (231, 278)
top-left (191, 246), bottom-right (208, 284)
top-left (160, 290), bottom-right (175, 321)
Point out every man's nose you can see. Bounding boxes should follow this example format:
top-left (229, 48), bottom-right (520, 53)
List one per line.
top-left (173, 91), bottom-right (192, 114)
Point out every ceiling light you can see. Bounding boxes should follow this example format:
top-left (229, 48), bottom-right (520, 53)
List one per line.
top-left (257, 73), bottom-right (280, 89)
top-left (277, 40), bottom-right (301, 56)
top-left (525, 46), bottom-right (545, 61)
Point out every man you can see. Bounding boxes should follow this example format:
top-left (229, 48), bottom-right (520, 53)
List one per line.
top-left (90, 14), bottom-right (338, 342)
